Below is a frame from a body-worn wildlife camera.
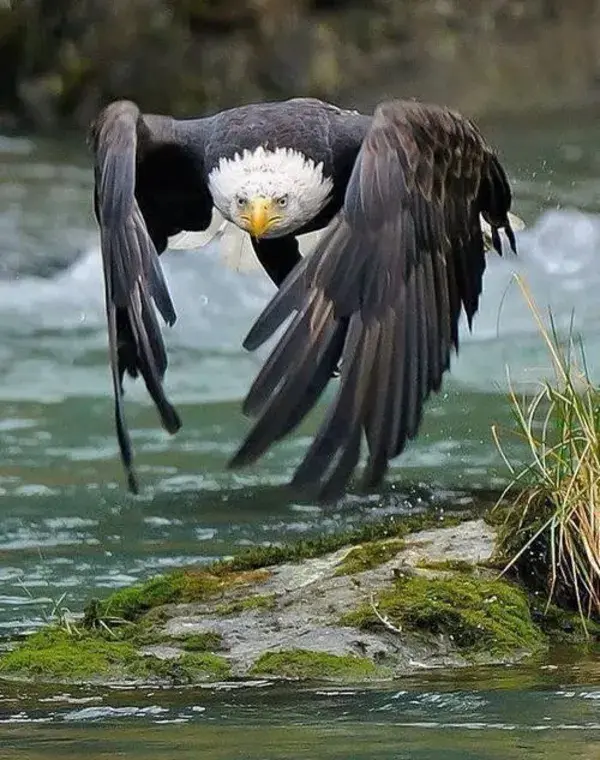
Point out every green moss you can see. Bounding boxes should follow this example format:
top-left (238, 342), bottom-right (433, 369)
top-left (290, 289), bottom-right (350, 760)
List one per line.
top-left (0, 626), bottom-right (231, 683)
top-left (0, 628), bottom-right (142, 680)
top-left (113, 606), bottom-right (180, 647)
top-left (93, 568), bottom-right (271, 622)
top-left (335, 539), bottom-right (405, 576)
top-left (211, 511), bottom-right (468, 574)
top-left (118, 622), bottom-right (166, 648)
top-left (215, 594), bottom-right (276, 616)
top-left (178, 632), bottom-right (224, 652)
top-left (90, 577), bottom-right (182, 621)
top-left (112, 619), bottom-right (225, 653)
top-left (130, 652), bottom-right (231, 682)
top-left (85, 510), bottom-right (468, 625)
top-left (249, 649), bottom-right (384, 681)
top-left (179, 652), bottom-right (231, 680)
top-left (340, 572), bottom-right (546, 656)
top-left (415, 559), bottom-right (476, 573)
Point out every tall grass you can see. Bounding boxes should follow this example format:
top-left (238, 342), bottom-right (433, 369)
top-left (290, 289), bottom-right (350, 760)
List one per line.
top-left (493, 276), bottom-right (600, 630)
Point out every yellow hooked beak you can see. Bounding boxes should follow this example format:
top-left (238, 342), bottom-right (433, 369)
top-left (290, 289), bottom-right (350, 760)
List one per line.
top-left (242, 196), bottom-right (281, 238)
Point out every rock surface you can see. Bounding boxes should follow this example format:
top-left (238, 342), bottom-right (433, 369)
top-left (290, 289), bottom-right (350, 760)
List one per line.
top-left (159, 520), bottom-right (498, 676)
top-left (0, 514), bottom-right (554, 685)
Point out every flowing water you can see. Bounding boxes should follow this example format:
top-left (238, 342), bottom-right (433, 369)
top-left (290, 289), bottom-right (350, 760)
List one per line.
top-left (2, 109), bottom-right (600, 756)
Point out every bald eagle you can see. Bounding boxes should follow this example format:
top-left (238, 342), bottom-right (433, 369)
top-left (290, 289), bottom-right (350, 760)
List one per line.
top-left (90, 96), bottom-right (519, 499)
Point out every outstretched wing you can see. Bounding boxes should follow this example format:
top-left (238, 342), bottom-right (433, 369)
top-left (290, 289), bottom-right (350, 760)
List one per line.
top-left (229, 100), bottom-right (517, 500)
top-left (90, 100), bottom-right (213, 493)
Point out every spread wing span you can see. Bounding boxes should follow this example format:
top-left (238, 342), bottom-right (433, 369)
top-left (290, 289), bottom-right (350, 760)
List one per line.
top-left (229, 100), bottom-right (517, 500)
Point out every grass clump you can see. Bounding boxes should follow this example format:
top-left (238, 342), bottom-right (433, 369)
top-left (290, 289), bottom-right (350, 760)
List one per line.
top-left (335, 539), bottom-right (406, 576)
top-left (340, 572), bottom-right (545, 656)
top-left (249, 649), bottom-right (384, 681)
top-left (531, 601), bottom-right (600, 644)
top-left (493, 277), bottom-right (600, 632)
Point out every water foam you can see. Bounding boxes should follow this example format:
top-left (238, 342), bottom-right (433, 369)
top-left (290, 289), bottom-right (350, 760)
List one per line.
top-left (1, 208), bottom-right (599, 401)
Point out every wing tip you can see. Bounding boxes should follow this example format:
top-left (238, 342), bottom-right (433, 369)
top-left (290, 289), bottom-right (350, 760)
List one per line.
top-left (126, 468), bottom-right (140, 495)
top-left (163, 405), bottom-right (183, 435)
top-left (227, 445), bottom-right (254, 471)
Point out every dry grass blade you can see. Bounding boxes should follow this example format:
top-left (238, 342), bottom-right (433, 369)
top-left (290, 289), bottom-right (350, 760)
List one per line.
top-left (493, 275), bottom-right (600, 633)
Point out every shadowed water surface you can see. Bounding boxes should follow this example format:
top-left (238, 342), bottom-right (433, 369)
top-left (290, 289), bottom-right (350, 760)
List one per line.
top-left (2, 110), bottom-right (600, 756)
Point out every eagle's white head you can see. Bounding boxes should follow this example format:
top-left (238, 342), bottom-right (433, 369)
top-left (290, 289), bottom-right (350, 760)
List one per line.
top-left (207, 146), bottom-right (334, 238)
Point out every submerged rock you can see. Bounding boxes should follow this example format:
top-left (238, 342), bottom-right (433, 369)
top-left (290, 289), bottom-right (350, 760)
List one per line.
top-left (0, 513), bottom-right (556, 686)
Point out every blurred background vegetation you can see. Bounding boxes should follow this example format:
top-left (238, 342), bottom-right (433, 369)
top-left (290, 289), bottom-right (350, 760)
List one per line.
top-left (1, 0), bottom-right (600, 132)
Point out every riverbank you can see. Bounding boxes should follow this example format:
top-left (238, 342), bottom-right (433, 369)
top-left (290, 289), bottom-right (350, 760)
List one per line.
top-left (1, 503), bottom-right (596, 687)
top-left (2, 1), bottom-right (600, 132)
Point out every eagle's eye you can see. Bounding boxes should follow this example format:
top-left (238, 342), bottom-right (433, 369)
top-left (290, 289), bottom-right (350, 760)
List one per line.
top-left (276, 195), bottom-right (289, 208)
top-left (236, 195), bottom-right (248, 208)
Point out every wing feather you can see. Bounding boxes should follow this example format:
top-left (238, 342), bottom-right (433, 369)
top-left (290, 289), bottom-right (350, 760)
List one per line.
top-left (230, 98), bottom-right (518, 500)
top-left (90, 100), bottom-right (212, 492)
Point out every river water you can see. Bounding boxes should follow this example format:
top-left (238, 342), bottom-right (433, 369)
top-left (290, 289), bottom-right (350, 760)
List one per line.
top-left (2, 110), bottom-right (600, 756)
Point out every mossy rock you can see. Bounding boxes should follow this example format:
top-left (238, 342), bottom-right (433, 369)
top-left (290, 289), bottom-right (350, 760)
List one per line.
top-left (335, 538), bottom-right (406, 576)
top-left (0, 627), bottom-right (231, 683)
top-left (210, 510), bottom-right (465, 574)
top-left (130, 652), bottom-right (231, 682)
top-left (249, 649), bottom-right (386, 681)
top-left (0, 513), bottom-right (572, 685)
top-left (415, 559), bottom-right (476, 573)
top-left (215, 594), bottom-right (277, 616)
top-left (91, 567), bottom-right (271, 622)
top-left (177, 652), bottom-right (230, 680)
top-left (341, 572), bottom-right (546, 657)
top-left (0, 628), bottom-right (143, 680)
top-left (86, 508), bottom-right (468, 625)
top-left (177, 631), bottom-right (224, 652)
